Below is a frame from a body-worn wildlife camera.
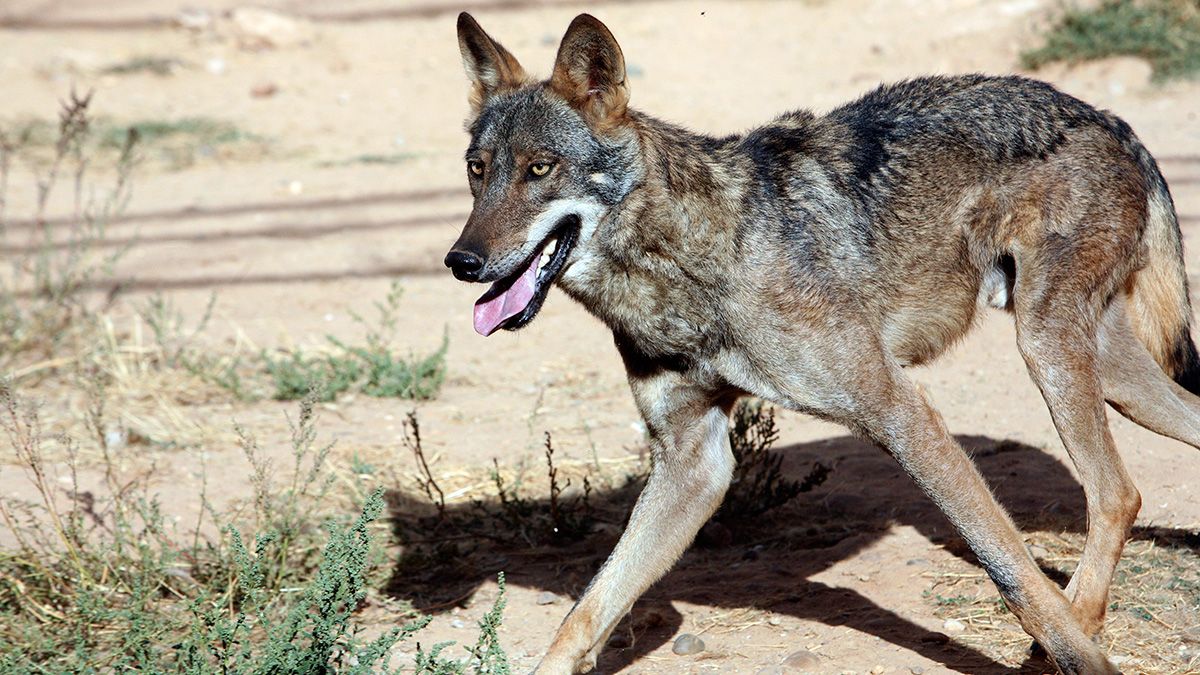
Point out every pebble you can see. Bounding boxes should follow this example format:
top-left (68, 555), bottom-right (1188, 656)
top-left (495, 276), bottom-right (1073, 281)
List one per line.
top-left (251, 82), bottom-right (278, 98)
top-left (672, 633), bottom-right (705, 656)
top-left (607, 633), bottom-right (631, 649)
top-left (909, 667), bottom-right (925, 674)
top-left (230, 7), bottom-right (315, 50)
top-left (781, 649), bottom-right (820, 670)
top-left (942, 618), bottom-right (966, 633)
top-left (700, 521), bottom-right (733, 547)
top-left (175, 7), bottom-right (213, 31)
top-left (870, 666), bottom-right (885, 674)
top-left (535, 591), bottom-right (560, 605)
top-left (767, 616), bottom-right (782, 626)
top-left (449, 619), bottom-right (465, 629)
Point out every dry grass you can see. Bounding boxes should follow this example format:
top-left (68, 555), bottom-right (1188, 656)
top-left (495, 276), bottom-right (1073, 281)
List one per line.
top-left (921, 530), bottom-right (1200, 672)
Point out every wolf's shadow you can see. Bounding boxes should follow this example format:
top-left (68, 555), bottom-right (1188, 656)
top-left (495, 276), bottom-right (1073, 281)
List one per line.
top-left (385, 434), bottom-right (1197, 673)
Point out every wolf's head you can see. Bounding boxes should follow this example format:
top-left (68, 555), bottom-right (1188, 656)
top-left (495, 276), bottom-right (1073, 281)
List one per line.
top-left (444, 13), bottom-right (639, 336)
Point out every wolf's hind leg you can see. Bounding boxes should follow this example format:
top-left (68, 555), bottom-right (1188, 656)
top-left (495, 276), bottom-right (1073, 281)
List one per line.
top-left (843, 357), bottom-right (1114, 674)
top-left (1014, 291), bottom-right (1141, 639)
top-left (535, 375), bottom-right (735, 675)
top-left (1099, 295), bottom-right (1200, 448)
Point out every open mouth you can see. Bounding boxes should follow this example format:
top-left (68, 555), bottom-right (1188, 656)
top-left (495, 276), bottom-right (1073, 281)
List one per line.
top-left (472, 215), bottom-right (580, 336)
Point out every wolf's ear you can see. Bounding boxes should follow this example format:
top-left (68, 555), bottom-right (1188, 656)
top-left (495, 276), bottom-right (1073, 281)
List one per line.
top-left (457, 12), bottom-right (527, 110)
top-left (550, 14), bottom-right (628, 130)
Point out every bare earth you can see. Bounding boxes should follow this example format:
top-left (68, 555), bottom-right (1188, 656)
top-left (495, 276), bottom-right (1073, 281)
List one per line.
top-left (2, 1), bottom-right (1199, 673)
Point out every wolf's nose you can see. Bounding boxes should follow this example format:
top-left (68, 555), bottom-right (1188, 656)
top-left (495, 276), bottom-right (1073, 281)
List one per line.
top-left (444, 250), bottom-right (485, 281)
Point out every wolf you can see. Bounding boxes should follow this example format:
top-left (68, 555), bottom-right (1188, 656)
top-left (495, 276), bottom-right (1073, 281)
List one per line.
top-left (443, 11), bottom-right (1200, 674)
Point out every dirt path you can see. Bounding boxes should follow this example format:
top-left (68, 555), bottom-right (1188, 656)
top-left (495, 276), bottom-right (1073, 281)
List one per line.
top-left (2, 1), bottom-right (1199, 672)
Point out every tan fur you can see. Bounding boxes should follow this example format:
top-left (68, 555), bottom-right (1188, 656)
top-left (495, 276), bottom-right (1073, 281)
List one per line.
top-left (549, 15), bottom-right (629, 132)
top-left (457, 13), bottom-right (528, 113)
top-left (1128, 191), bottom-right (1193, 375)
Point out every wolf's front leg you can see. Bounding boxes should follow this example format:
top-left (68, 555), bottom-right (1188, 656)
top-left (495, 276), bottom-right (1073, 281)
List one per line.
top-left (535, 376), bottom-right (736, 674)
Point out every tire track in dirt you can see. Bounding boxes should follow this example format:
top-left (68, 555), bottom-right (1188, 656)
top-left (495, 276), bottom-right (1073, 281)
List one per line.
top-left (0, 0), bottom-right (674, 30)
top-left (0, 211), bottom-right (470, 253)
top-left (4, 188), bottom-right (468, 231)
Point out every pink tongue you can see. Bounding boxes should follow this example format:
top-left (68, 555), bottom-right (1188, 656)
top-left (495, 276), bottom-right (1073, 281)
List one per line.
top-left (473, 255), bottom-right (538, 336)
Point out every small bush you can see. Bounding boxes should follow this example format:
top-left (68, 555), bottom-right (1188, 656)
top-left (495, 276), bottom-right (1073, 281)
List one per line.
top-left (264, 282), bottom-right (448, 402)
top-left (718, 399), bottom-right (830, 522)
top-left (1022, 0), bottom-right (1200, 81)
top-left (0, 385), bottom-right (509, 673)
top-left (0, 92), bottom-right (136, 374)
top-left (264, 350), bottom-right (364, 401)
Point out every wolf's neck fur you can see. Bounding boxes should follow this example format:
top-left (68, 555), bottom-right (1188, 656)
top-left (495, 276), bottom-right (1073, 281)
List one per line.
top-left (560, 110), bottom-right (747, 364)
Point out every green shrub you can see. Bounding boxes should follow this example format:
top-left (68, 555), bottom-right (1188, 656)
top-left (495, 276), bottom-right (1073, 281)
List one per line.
top-left (263, 350), bottom-right (364, 401)
top-left (0, 386), bottom-right (509, 673)
top-left (264, 282), bottom-right (448, 402)
top-left (1023, 0), bottom-right (1200, 81)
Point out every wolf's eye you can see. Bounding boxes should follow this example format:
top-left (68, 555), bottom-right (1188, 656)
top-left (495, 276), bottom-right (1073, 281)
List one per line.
top-left (528, 162), bottom-right (553, 179)
top-left (468, 160), bottom-right (485, 177)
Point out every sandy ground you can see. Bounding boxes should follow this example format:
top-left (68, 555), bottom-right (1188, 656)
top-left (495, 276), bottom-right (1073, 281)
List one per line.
top-left (2, 0), bottom-right (1199, 673)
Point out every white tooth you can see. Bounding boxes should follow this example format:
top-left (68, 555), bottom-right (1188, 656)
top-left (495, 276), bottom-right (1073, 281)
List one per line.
top-left (547, 239), bottom-right (558, 257)
top-left (539, 253), bottom-right (550, 272)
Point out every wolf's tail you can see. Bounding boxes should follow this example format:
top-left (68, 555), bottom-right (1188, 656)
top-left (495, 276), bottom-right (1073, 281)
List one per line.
top-left (1125, 139), bottom-right (1200, 395)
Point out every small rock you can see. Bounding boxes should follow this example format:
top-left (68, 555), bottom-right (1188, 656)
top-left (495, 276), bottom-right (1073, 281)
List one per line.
top-left (870, 666), bottom-right (886, 674)
top-left (590, 522), bottom-right (621, 537)
top-left (449, 619), bottom-right (465, 629)
top-left (781, 649), bottom-right (820, 670)
top-left (104, 426), bottom-right (128, 452)
top-left (175, 7), bottom-right (213, 31)
top-left (636, 608), bottom-right (667, 629)
top-left (229, 8), bottom-right (315, 50)
top-left (699, 521), bottom-right (732, 548)
top-left (672, 633), bottom-right (705, 656)
top-left (767, 616), bottom-right (782, 626)
top-left (205, 57), bottom-right (227, 75)
top-left (535, 591), bottom-right (560, 606)
top-left (942, 618), bottom-right (966, 633)
top-left (905, 558), bottom-right (930, 567)
top-left (909, 667), bottom-right (925, 675)
top-left (607, 633), bottom-right (631, 649)
top-left (251, 82), bottom-right (278, 98)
